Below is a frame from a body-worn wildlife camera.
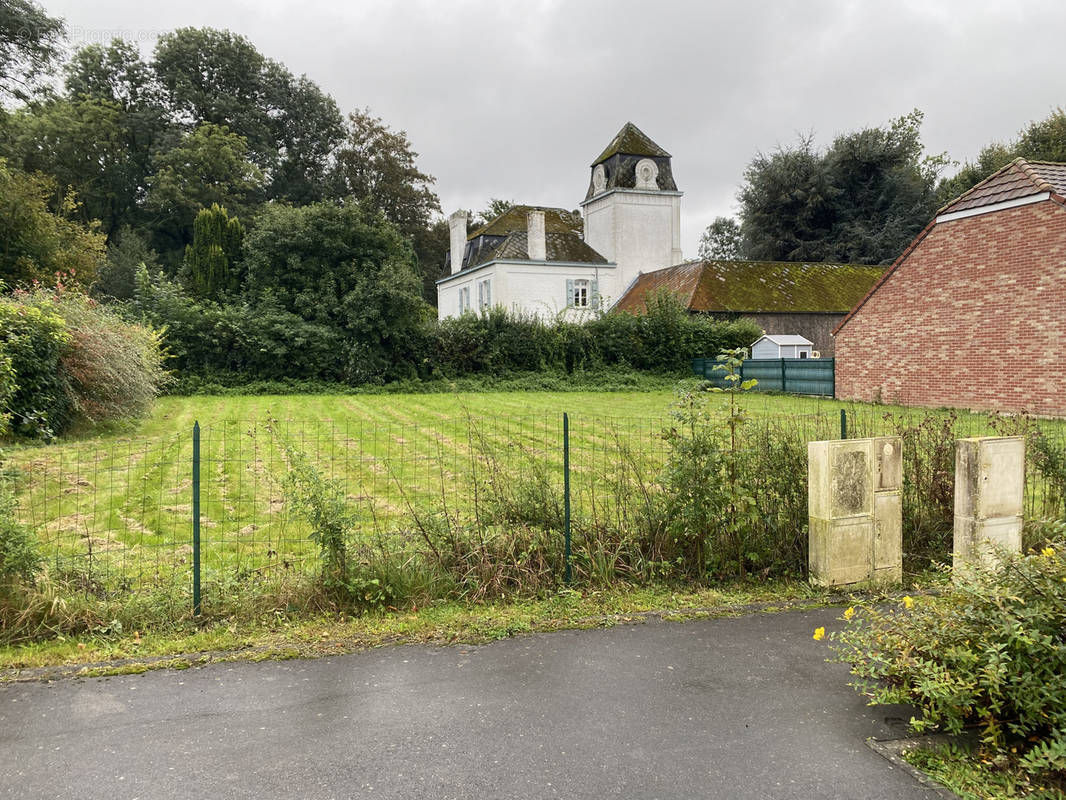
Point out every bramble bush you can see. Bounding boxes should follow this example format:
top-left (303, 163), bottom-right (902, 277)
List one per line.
top-left (831, 534), bottom-right (1066, 786)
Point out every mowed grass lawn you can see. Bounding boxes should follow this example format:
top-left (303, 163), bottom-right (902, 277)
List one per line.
top-left (7, 388), bottom-right (1056, 596)
top-left (54, 388), bottom-right (972, 438)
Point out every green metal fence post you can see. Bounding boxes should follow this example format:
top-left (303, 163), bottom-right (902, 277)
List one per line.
top-left (563, 412), bottom-right (572, 584)
top-left (780, 358), bottom-right (787, 392)
top-left (840, 409), bottom-right (847, 441)
top-left (192, 420), bottom-right (201, 616)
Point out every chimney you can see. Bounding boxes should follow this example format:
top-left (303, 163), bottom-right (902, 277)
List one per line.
top-left (527, 209), bottom-right (546, 261)
top-left (448, 210), bottom-right (469, 275)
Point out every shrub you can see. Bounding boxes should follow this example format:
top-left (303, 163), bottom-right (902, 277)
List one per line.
top-left (128, 271), bottom-right (762, 388)
top-left (0, 458), bottom-right (41, 592)
top-left (831, 534), bottom-right (1066, 785)
top-left (0, 291), bottom-right (71, 436)
top-left (127, 267), bottom-right (347, 381)
top-left (882, 410), bottom-right (958, 563)
top-left (660, 351), bottom-right (780, 578)
top-left (0, 284), bottom-right (167, 435)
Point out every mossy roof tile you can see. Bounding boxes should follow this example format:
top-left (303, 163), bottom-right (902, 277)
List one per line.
top-left (615, 260), bottom-right (885, 314)
top-left (494, 232), bottom-right (608, 264)
top-left (467, 205), bottom-right (582, 240)
top-left (592, 122), bottom-right (670, 166)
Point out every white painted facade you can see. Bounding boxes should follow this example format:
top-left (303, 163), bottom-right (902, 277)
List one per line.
top-left (581, 187), bottom-right (683, 301)
top-left (438, 260), bottom-right (615, 322)
top-left (437, 123), bottom-right (682, 320)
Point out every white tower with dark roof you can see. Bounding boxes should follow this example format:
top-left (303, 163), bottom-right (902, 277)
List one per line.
top-left (580, 122), bottom-right (683, 303)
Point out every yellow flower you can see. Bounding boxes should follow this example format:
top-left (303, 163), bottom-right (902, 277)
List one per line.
top-left (843, 607), bottom-right (855, 620)
top-left (813, 627), bottom-right (826, 641)
top-left (1042, 547), bottom-right (1056, 558)
top-left (902, 596), bottom-right (915, 610)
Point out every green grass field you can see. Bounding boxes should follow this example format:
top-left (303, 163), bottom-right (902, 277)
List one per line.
top-left (8, 389), bottom-right (1063, 603)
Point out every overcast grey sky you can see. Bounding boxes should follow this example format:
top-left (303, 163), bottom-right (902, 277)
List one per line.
top-left (42, 0), bottom-right (1066, 256)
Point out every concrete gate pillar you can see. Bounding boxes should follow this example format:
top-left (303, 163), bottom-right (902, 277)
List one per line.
top-left (808, 436), bottom-right (902, 588)
top-left (953, 436), bottom-right (1025, 571)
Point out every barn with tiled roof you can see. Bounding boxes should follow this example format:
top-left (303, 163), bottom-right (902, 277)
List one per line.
top-left (615, 260), bottom-right (884, 355)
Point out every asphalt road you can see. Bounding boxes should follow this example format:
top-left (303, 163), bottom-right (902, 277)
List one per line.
top-left (0, 608), bottom-right (945, 800)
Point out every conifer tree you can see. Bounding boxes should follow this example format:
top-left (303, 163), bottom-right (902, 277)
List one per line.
top-left (182, 204), bottom-right (244, 299)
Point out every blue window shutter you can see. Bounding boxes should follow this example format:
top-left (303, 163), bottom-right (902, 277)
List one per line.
top-left (591, 279), bottom-right (599, 309)
top-left (566, 278), bottom-right (574, 307)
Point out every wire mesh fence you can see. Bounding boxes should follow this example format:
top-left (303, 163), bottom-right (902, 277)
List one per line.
top-left (10, 405), bottom-right (1066, 613)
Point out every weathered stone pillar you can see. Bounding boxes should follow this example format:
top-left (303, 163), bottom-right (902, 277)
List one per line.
top-left (953, 436), bottom-right (1025, 570)
top-left (873, 436), bottom-right (903, 585)
top-left (808, 436), bottom-right (902, 588)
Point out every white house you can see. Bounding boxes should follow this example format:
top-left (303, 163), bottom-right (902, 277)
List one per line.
top-left (437, 123), bottom-right (684, 320)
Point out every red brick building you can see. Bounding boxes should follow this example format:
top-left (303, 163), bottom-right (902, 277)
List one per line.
top-left (834, 158), bottom-right (1066, 415)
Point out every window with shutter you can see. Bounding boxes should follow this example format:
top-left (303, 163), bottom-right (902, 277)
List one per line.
top-left (571, 279), bottom-right (590, 308)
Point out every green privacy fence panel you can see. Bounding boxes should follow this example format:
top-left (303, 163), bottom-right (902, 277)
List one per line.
top-left (692, 357), bottom-right (835, 397)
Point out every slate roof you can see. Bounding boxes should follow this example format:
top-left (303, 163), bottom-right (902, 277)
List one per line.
top-left (492, 231), bottom-right (608, 264)
top-left (451, 205), bottom-right (608, 272)
top-left (592, 122), bottom-right (671, 166)
top-left (584, 123), bottom-right (679, 201)
top-left (467, 205), bottom-right (582, 239)
top-left (614, 260), bottom-right (885, 314)
top-left (939, 158), bottom-right (1066, 215)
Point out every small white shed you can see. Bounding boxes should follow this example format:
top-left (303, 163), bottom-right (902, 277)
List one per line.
top-left (751, 334), bottom-right (815, 359)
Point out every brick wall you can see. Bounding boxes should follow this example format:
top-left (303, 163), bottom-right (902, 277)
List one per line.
top-left (835, 200), bottom-right (1066, 416)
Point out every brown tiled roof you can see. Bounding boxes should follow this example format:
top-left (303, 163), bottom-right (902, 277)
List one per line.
top-left (938, 158), bottom-right (1066, 215)
top-left (835, 160), bottom-right (1066, 336)
top-left (615, 260), bottom-right (884, 315)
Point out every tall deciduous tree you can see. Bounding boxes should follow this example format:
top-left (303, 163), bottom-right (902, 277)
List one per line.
top-left (697, 217), bottom-right (742, 260)
top-left (0, 158), bottom-right (106, 286)
top-left (2, 99), bottom-right (139, 239)
top-left (331, 109), bottom-right (441, 235)
top-left (63, 40), bottom-right (171, 234)
top-left (472, 198), bottom-right (516, 228)
top-left (0, 0), bottom-right (64, 102)
top-left (145, 122), bottom-right (264, 259)
top-left (937, 108), bottom-right (1066, 203)
top-left (152, 27), bottom-right (344, 203)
